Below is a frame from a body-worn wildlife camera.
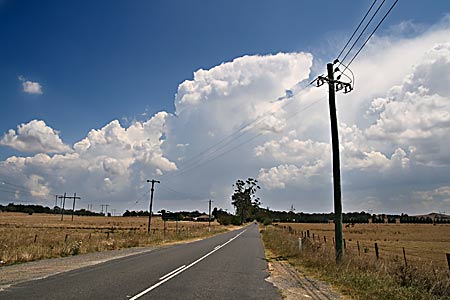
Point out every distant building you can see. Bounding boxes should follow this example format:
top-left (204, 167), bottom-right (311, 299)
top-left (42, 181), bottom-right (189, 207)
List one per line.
top-left (194, 214), bottom-right (214, 222)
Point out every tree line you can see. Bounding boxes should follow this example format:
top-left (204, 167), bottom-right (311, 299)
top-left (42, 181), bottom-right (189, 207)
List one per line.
top-left (224, 177), bottom-right (450, 225)
top-left (0, 203), bottom-right (103, 216)
top-left (3, 179), bottom-right (450, 225)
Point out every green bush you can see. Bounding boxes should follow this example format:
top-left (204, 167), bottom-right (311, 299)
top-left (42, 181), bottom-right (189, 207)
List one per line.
top-left (263, 218), bottom-right (272, 226)
top-left (231, 216), bottom-right (242, 225)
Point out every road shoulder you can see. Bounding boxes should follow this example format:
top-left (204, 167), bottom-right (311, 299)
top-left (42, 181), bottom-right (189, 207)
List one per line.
top-left (265, 251), bottom-right (351, 300)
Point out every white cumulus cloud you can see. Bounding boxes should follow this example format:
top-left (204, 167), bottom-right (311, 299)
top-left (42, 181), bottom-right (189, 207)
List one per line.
top-left (0, 120), bottom-right (71, 154)
top-left (18, 75), bottom-right (43, 94)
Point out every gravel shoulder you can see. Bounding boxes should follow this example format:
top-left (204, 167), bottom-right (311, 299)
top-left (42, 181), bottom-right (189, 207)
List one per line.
top-left (265, 255), bottom-right (351, 300)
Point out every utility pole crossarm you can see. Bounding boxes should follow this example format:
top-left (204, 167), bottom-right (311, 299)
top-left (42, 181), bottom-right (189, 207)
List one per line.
top-left (316, 75), bottom-right (353, 94)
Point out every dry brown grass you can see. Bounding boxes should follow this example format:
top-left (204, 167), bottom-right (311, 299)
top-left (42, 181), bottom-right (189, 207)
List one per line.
top-left (262, 224), bottom-right (450, 300)
top-left (274, 222), bottom-right (450, 269)
top-left (0, 212), bottom-right (229, 265)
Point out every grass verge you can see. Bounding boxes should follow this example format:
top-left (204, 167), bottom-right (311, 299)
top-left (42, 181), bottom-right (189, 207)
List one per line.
top-left (261, 225), bottom-right (450, 300)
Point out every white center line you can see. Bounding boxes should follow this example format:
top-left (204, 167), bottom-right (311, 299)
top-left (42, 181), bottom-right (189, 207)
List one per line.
top-left (159, 265), bottom-right (186, 280)
top-left (128, 229), bottom-right (247, 300)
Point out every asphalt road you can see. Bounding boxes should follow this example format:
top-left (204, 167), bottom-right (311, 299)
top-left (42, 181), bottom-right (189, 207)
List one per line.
top-left (1, 223), bottom-right (280, 300)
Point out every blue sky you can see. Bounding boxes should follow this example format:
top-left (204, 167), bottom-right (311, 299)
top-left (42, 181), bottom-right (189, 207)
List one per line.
top-left (1, 1), bottom-right (450, 214)
top-left (1, 0), bottom-right (447, 153)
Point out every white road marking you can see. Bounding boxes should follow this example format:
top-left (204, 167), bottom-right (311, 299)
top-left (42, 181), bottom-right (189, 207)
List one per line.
top-left (129, 229), bottom-right (248, 300)
top-left (158, 265), bottom-right (186, 280)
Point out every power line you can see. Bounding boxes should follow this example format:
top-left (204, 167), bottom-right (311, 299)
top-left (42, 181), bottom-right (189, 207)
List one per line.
top-left (0, 189), bottom-right (22, 195)
top-left (166, 84), bottom-right (318, 179)
top-left (344, 0), bottom-right (400, 69)
top-left (135, 190), bottom-right (150, 203)
top-left (168, 81), bottom-right (316, 178)
top-left (0, 181), bottom-right (33, 193)
top-left (0, 180), bottom-right (54, 199)
top-left (151, 92), bottom-right (327, 202)
top-left (168, 93), bottom-right (328, 179)
top-left (339, 0), bottom-right (387, 66)
top-left (158, 183), bottom-right (200, 200)
top-left (336, 0), bottom-right (379, 61)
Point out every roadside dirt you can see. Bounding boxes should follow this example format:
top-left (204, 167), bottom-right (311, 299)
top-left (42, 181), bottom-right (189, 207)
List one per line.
top-left (266, 257), bottom-right (350, 300)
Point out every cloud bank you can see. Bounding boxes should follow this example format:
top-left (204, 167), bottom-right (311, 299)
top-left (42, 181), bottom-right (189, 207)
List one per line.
top-left (1, 21), bottom-right (450, 215)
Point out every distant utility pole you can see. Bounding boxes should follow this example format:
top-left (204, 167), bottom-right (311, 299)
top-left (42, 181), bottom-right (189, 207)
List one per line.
top-left (58, 193), bottom-right (67, 221)
top-left (146, 179), bottom-right (160, 237)
top-left (58, 193), bottom-right (81, 221)
top-left (55, 195), bottom-right (58, 207)
top-left (100, 204), bottom-right (109, 216)
top-left (70, 193), bottom-right (81, 221)
top-left (315, 62), bottom-right (352, 263)
top-left (208, 199), bottom-right (213, 232)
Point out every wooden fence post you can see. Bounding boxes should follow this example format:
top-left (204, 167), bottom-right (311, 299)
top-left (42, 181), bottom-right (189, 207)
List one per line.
top-left (65, 234), bottom-right (69, 242)
top-left (307, 230), bottom-right (310, 238)
top-left (446, 253), bottom-right (450, 270)
top-left (357, 241), bottom-right (360, 256)
top-left (343, 239), bottom-right (346, 249)
top-left (375, 243), bottom-right (379, 259)
top-left (324, 236), bottom-right (327, 243)
top-left (403, 247), bottom-right (408, 267)
top-left (34, 234), bottom-right (38, 243)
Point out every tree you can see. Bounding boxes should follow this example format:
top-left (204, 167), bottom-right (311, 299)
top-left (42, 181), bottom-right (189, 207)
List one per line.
top-left (231, 178), bottom-right (261, 224)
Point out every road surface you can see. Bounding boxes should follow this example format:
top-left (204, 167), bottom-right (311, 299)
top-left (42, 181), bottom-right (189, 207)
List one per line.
top-left (1, 223), bottom-right (280, 299)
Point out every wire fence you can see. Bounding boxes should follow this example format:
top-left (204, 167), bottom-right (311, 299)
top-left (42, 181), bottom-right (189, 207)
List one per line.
top-left (274, 224), bottom-right (450, 271)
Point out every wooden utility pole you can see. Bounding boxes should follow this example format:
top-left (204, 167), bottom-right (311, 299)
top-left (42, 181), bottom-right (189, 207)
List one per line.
top-left (70, 193), bottom-right (80, 221)
top-left (59, 193), bottom-right (66, 221)
top-left (208, 199), bottom-right (213, 232)
top-left (327, 62), bottom-right (343, 263)
top-left (58, 193), bottom-right (80, 221)
top-left (146, 179), bottom-right (160, 237)
top-left (315, 62), bottom-right (352, 263)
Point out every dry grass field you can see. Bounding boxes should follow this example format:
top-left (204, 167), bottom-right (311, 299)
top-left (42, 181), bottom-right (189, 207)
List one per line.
top-left (274, 222), bottom-right (450, 268)
top-left (263, 223), bottom-right (450, 300)
top-left (0, 212), bottom-right (229, 266)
